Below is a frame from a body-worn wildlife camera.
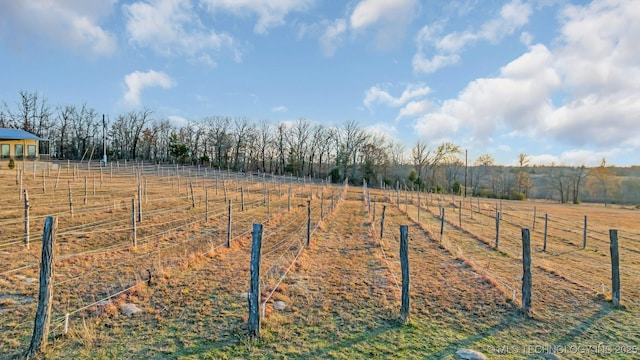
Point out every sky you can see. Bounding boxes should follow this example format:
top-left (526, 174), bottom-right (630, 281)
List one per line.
top-left (0, 0), bottom-right (639, 167)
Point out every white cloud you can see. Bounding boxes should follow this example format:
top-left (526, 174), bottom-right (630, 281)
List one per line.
top-left (364, 83), bottom-right (432, 109)
top-left (124, 70), bottom-right (175, 107)
top-left (124, 0), bottom-right (238, 63)
top-left (0, 0), bottom-right (117, 55)
top-left (412, 53), bottom-right (460, 74)
top-left (271, 106), bottom-right (288, 113)
top-left (350, 0), bottom-right (417, 30)
top-left (414, 43), bottom-right (560, 142)
top-left (397, 100), bottom-right (432, 120)
top-left (200, 0), bottom-right (313, 34)
top-left (413, 0), bottom-right (532, 73)
top-left (413, 0), bottom-right (640, 160)
top-left (319, 18), bottom-right (347, 57)
top-left (350, 0), bottom-right (418, 49)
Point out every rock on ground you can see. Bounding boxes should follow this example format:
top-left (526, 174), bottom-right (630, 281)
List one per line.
top-left (121, 303), bottom-right (143, 316)
top-left (455, 349), bottom-right (487, 360)
top-left (273, 301), bottom-right (286, 310)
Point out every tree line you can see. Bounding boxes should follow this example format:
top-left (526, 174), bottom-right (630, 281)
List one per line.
top-left (0, 91), bottom-right (628, 204)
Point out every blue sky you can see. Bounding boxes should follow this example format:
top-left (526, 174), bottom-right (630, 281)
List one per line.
top-left (1, 0), bottom-right (639, 166)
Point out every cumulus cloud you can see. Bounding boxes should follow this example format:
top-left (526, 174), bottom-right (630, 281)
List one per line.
top-left (200, 0), bottom-right (313, 34)
top-left (413, 0), bottom-right (532, 73)
top-left (124, 70), bottom-right (175, 107)
top-left (350, 0), bottom-right (418, 49)
top-left (0, 0), bottom-right (117, 55)
top-left (413, 0), bottom-right (640, 160)
top-left (124, 0), bottom-right (239, 63)
top-left (364, 83), bottom-right (431, 109)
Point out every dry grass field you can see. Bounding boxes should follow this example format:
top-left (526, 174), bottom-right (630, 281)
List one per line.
top-left (1, 161), bottom-right (639, 359)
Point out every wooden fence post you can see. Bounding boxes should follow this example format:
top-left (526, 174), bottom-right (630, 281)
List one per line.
top-left (532, 206), bottom-right (537, 231)
top-left (583, 215), bottom-right (588, 249)
top-left (440, 207), bottom-right (445, 242)
top-left (248, 223), bottom-right (263, 338)
top-left (24, 189), bottom-right (30, 249)
top-left (609, 230), bottom-right (620, 306)
top-left (543, 213), bottom-right (548, 252)
top-left (131, 198), bottom-right (137, 248)
top-left (190, 182), bottom-right (195, 209)
top-left (205, 188), bottom-right (209, 222)
top-left (68, 181), bottom-right (73, 218)
top-left (241, 186), bottom-right (245, 212)
top-left (380, 205), bottom-right (386, 239)
top-left (400, 225), bottom-right (410, 324)
top-left (521, 228), bottom-right (532, 317)
top-left (137, 184), bottom-right (142, 223)
top-left (226, 200), bottom-right (232, 248)
top-left (495, 212), bottom-right (501, 248)
top-left (306, 200), bottom-right (311, 248)
top-left (26, 216), bottom-right (57, 358)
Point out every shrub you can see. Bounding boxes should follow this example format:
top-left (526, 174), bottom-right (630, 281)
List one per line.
top-left (8, 158), bottom-right (15, 169)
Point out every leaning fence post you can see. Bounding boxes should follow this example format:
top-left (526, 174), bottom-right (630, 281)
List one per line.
top-left (190, 182), bottom-right (195, 209)
top-left (248, 223), bottom-right (263, 339)
top-left (610, 230), bottom-right (620, 306)
top-left (26, 216), bottom-right (57, 358)
top-left (24, 189), bottom-right (30, 249)
top-left (400, 225), bottom-right (410, 324)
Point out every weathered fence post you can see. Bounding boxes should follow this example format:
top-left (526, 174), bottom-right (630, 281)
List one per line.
top-left (306, 200), bottom-right (311, 248)
top-left (380, 205), bottom-right (386, 239)
top-left (400, 225), bottom-right (410, 324)
top-left (440, 207), bottom-right (445, 242)
top-left (68, 181), bottom-right (73, 218)
top-left (609, 230), bottom-right (620, 306)
top-left (190, 182), bottom-right (195, 209)
top-left (131, 198), bottom-right (137, 248)
top-left (241, 186), bottom-right (245, 212)
top-left (24, 189), bottom-right (30, 249)
top-left (532, 206), bottom-right (537, 231)
top-left (205, 188), bottom-right (209, 222)
top-left (543, 213), bottom-right (548, 252)
top-left (137, 184), bottom-right (142, 223)
top-left (583, 215), bottom-right (588, 249)
top-left (521, 228), bottom-right (532, 317)
top-left (495, 211), bottom-right (501, 248)
top-left (248, 223), bottom-right (263, 339)
top-left (226, 200), bottom-right (232, 248)
top-left (26, 216), bottom-right (57, 358)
